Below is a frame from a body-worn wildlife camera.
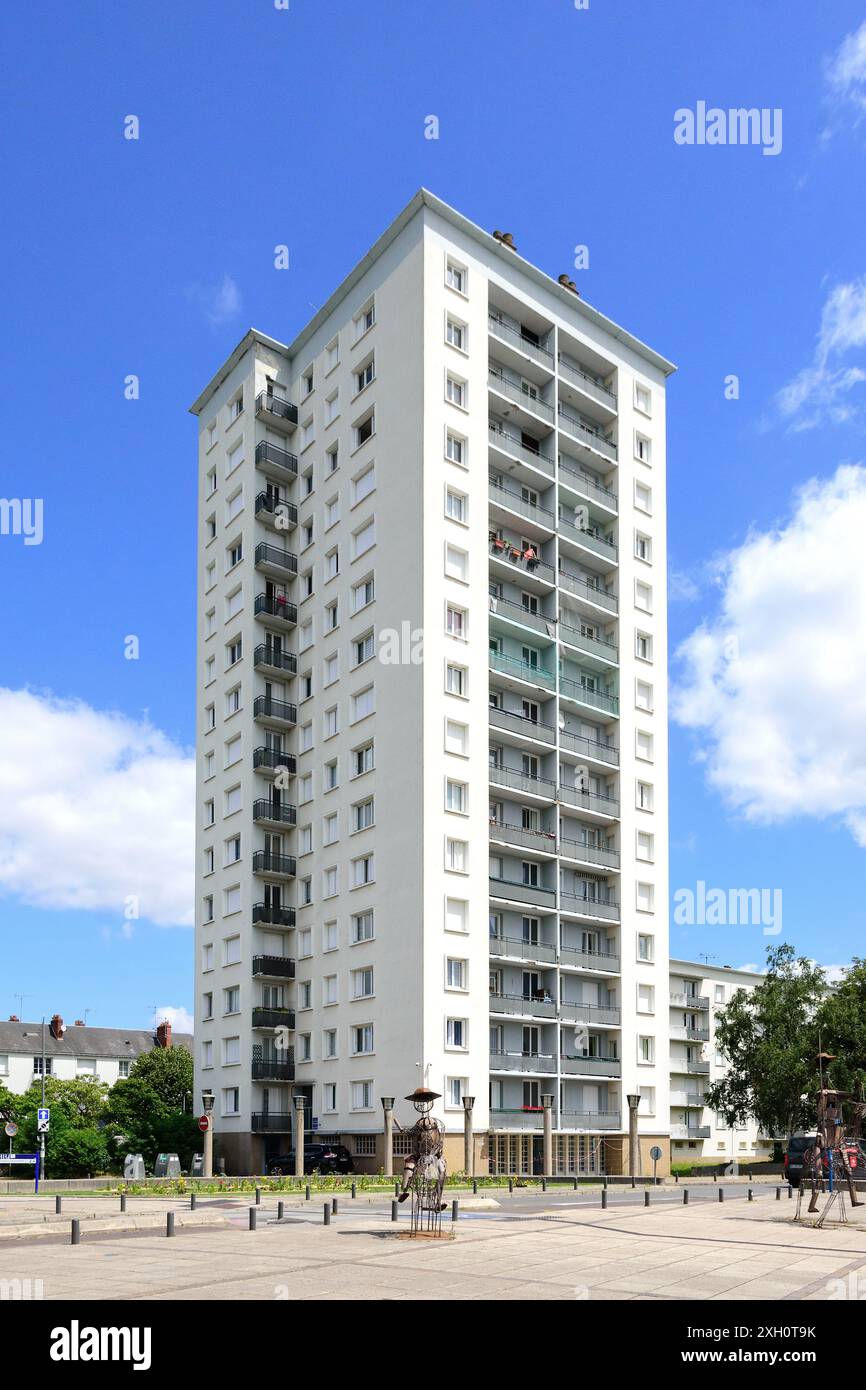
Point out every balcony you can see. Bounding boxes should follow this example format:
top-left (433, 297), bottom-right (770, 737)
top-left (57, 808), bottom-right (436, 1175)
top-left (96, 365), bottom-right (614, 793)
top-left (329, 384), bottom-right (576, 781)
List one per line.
top-left (488, 313), bottom-right (555, 370)
top-left (557, 355), bottom-right (617, 413)
top-left (558, 838), bottom-right (620, 872)
top-left (255, 491), bottom-right (298, 531)
top-left (255, 438), bottom-right (298, 478)
top-left (669, 1090), bottom-right (706, 1108)
top-left (557, 784), bottom-right (619, 818)
top-left (252, 1058), bottom-right (295, 1082)
top-left (254, 592), bottom-right (297, 630)
top-left (489, 593), bottom-right (556, 639)
top-left (253, 695), bottom-right (297, 729)
top-left (490, 1109), bottom-right (545, 1131)
top-left (253, 851), bottom-right (296, 881)
top-left (560, 1001), bottom-right (621, 1026)
top-left (489, 648), bottom-right (555, 690)
top-left (559, 893), bottom-right (620, 923)
top-left (558, 727), bottom-right (619, 768)
top-left (489, 934), bottom-right (557, 965)
top-left (488, 704), bottom-right (557, 747)
top-left (558, 674), bottom-right (619, 717)
top-left (251, 1111), bottom-right (294, 1132)
top-left (252, 955), bottom-right (295, 979)
top-left (489, 366), bottom-right (555, 424)
top-left (488, 762), bottom-right (557, 801)
top-left (252, 901), bottom-right (295, 928)
top-left (557, 566), bottom-right (617, 615)
top-left (488, 479), bottom-right (555, 537)
top-left (488, 420), bottom-right (555, 478)
top-left (557, 513), bottom-right (618, 567)
top-left (253, 799), bottom-right (297, 829)
top-left (489, 1050), bottom-right (556, 1074)
top-left (559, 459), bottom-right (618, 515)
top-left (254, 644), bottom-right (297, 678)
top-left (560, 1054), bottom-right (621, 1077)
top-left (560, 1110), bottom-right (621, 1131)
top-left (558, 618), bottom-right (618, 666)
top-left (557, 404), bottom-right (617, 461)
top-left (670, 1059), bottom-right (710, 1076)
top-left (489, 877), bottom-right (556, 909)
top-left (671, 1024), bottom-right (711, 1042)
top-left (255, 542), bottom-right (298, 581)
top-left (670, 992), bottom-right (710, 1010)
top-left (559, 946), bottom-right (620, 974)
top-left (670, 1125), bottom-right (712, 1141)
top-left (251, 1006), bottom-right (295, 1030)
top-left (489, 821), bottom-right (557, 855)
top-left (489, 991), bottom-right (557, 1020)
top-left (488, 536), bottom-right (556, 587)
top-left (253, 747), bottom-right (296, 777)
top-left (255, 390), bottom-right (298, 432)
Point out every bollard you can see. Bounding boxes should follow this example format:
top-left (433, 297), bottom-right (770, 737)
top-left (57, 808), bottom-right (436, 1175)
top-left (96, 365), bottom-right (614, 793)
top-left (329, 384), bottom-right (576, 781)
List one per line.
top-left (249, 1208), bottom-right (257, 1231)
top-left (541, 1176), bottom-right (547, 1192)
top-left (631, 1175), bottom-right (636, 1189)
top-left (473, 1179), bottom-right (478, 1195)
top-left (674, 1173), bottom-right (679, 1183)
top-left (749, 1171), bottom-right (753, 1182)
top-left (644, 1190), bottom-right (650, 1207)
top-left (451, 1199), bottom-right (459, 1223)
top-left (603, 1175), bottom-right (608, 1189)
top-left (120, 1193), bottom-right (127, 1213)
top-left (71, 1219), bottom-right (80, 1245)
top-left (713, 1174), bottom-right (717, 1183)
top-left (394, 1181), bottom-right (400, 1198)
top-left (166, 1212), bottom-right (174, 1237)
top-left (602, 1188), bottom-right (608, 1209)
top-left (55, 1195), bottom-right (62, 1215)
top-left (391, 1199), bottom-right (398, 1222)
top-left (305, 1185), bottom-right (311, 1202)
top-left (323, 1202), bottom-right (331, 1226)
top-left (719, 1188), bottom-right (724, 1203)
top-left (351, 1182), bottom-right (357, 1200)
top-left (748, 1188), bottom-right (753, 1202)
top-left (788, 1185), bottom-right (793, 1200)
top-left (776, 1186), bottom-right (781, 1201)
top-left (255, 1187), bottom-right (262, 1206)
top-left (190, 1193), bottom-right (197, 1211)
top-left (277, 1200), bottom-right (284, 1221)
top-left (332, 1197), bottom-right (338, 1216)
top-left (508, 1178), bottom-right (513, 1195)
top-left (683, 1188), bottom-right (689, 1205)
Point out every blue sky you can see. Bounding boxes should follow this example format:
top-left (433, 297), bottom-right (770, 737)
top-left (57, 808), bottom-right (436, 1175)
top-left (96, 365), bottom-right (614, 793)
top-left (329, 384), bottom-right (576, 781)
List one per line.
top-left (2, 0), bottom-right (865, 1028)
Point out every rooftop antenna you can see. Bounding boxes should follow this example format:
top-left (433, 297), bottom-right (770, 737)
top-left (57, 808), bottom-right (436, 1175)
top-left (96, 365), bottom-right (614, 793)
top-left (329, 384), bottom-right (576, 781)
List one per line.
top-left (12, 993), bottom-right (33, 1018)
top-left (698, 952), bottom-right (717, 967)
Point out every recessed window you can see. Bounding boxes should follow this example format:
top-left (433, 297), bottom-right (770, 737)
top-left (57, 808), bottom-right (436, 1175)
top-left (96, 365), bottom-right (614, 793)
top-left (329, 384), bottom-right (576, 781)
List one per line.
top-left (636, 780), bottom-right (654, 812)
top-left (445, 544), bottom-right (468, 582)
top-left (637, 984), bottom-right (655, 1015)
top-left (636, 830), bottom-right (655, 862)
top-left (636, 882), bottom-right (655, 913)
top-left (351, 741), bottom-right (374, 777)
top-left (352, 574), bottom-right (375, 612)
top-left (352, 853), bottom-right (375, 888)
top-left (445, 259), bottom-right (467, 295)
top-left (635, 580), bottom-right (653, 613)
top-left (445, 431), bottom-right (466, 466)
top-left (301, 367), bottom-right (314, 398)
top-left (352, 966), bottom-right (375, 999)
top-left (354, 356), bottom-right (375, 395)
top-left (638, 1035), bottom-right (655, 1063)
top-left (353, 630), bottom-right (375, 666)
top-left (446, 957), bottom-right (467, 989)
top-left (446, 1018), bottom-right (467, 1048)
top-left (353, 518), bottom-right (375, 558)
top-left (354, 298), bottom-right (375, 340)
top-left (445, 898), bottom-right (468, 933)
top-left (446, 316), bottom-right (467, 352)
top-left (637, 932), bottom-right (655, 961)
top-left (635, 631), bottom-right (653, 662)
top-left (445, 486), bottom-right (467, 523)
top-left (634, 432), bottom-right (652, 465)
top-left (445, 719), bottom-right (468, 756)
top-left (446, 373), bottom-right (466, 409)
top-left (635, 678), bottom-right (654, 711)
top-left (352, 464), bottom-right (375, 505)
top-left (445, 780), bottom-right (467, 814)
top-left (634, 531), bottom-right (652, 563)
top-left (446, 663), bottom-right (467, 697)
top-left (445, 838), bottom-right (468, 873)
top-left (351, 685), bottom-right (375, 722)
top-left (325, 495), bottom-right (340, 529)
top-left (352, 909), bottom-right (374, 944)
top-left (634, 480), bottom-right (652, 513)
top-left (446, 604), bottom-right (467, 640)
top-left (354, 412), bottom-right (375, 448)
top-left (325, 335), bottom-right (340, 372)
top-left (636, 730), bottom-right (654, 762)
top-left (325, 389), bottom-right (339, 425)
top-left (634, 382), bottom-right (652, 416)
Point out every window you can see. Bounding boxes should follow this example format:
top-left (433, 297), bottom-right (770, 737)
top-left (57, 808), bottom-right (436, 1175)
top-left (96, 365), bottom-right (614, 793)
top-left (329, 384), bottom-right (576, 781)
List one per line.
top-left (298, 1034), bottom-right (312, 1062)
top-left (324, 759), bottom-right (338, 790)
top-left (635, 631), bottom-right (653, 662)
top-left (445, 258), bottom-right (466, 294)
top-left (637, 932), bottom-right (655, 961)
top-left (635, 678), bottom-right (654, 711)
top-left (225, 587), bottom-right (243, 622)
top-left (352, 575), bottom-right (375, 612)
top-left (325, 600), bottom-right (339, 632)
top-left (352, 853), bottom-right (375, 887)
top-left (323, 865), bottom-right (339, 898)
top-left (323, 812), bottom-right (339, 846)
top-left (227, 537), bottom-right (243, 570)
top-left (204, 655), bottom-right (215, 685)
top-left (445, 898), bottom-right (468, 933)
top-left (635, 580), bottom-right (653, 613)
top-left (445, 719), bottom-right (468, 756)
top-left (300, 417), bottom-right (315, 450)
top-left (202, 943), bottom-right (214, 972)
top-left (299, 980), bottom-right (312, 1010)
top-left (323, 920), bottom-right (338, 952)
top-left (298, 773), bottom-right (313, 803)
top-left (323, 1082), bottom-right (337, 1111)
top-left (227, 636), bottom-right (242, 667)
top-left (299, 722), bottom-right (313, 754)
top-left (225, 685), bottom-right (241, 716)
top-left (351, 741), bottom-right (374, 777)
top-left (323, 974), bottom-right (338, 1006)
top-left (205, 561), bottom-right (216, 591)
top-left (636, 882), bottom-right (655, 913)
top-left (351, 1081), bottom-right (374, 1111)
top-left (298, 927), bottom-right (312, 957)
top-left (225, 734), bottom-right (242, 769)
top-left (634, 480), bottom-right (652, 514)
top-left (354, 298), bottom-right (375, 339)
top-left (353, 518), bottom-right (375, 558)
top-left (637, 984), bottom-right (655, 1014)
top-left (300, 877), bottom-right (312, 905)
top-left (302, 520), bottom-right (314, 550)
top-left (326, 441), bottom-right (339, 474)
top-left (299, 619), bottom-right (313, 650)
top-left (205, 703), bottom-right (215, 732)
top-left (202, 893), bottom-right (214, 923)
top-left (446, 1078), bottom-right (465, 1109)
top-left (352, 967), bottom-right (374, 999)
top-left (325, 390), bottom-right (339, 425)
top-left (446, 373), bottom-right (466, 409)
top-left (636, 780), bottom-right (654, 812)
top-left (224, 885), bottom-right (241, 915)
top-left (638, 1035), bottom-right (655, 1063)
top-left (222, 1088), bottom-right (240, 1116)
top-left (324, 706), bottom-right (339, 739)
top-left (352, 1024), bottom-right (374, 1055)
top-left (323, 652), bottom-right (339, 686)
top-left (445, 544), bottom-right (468, 582)
top-left (226, 441), bottom-right (243, 476)
top-left (715, 984), bottom-right (726, 1003)
top-left (445, 430), bottom-right (466, 466)
top-left (634, 382), bottom-right (652, 415)
top-left (204, 799), bottom-right (215, 828)
top-left (446, 1018), bottom-right (467, 1048)
top-left (351, 685), bottom-right (375, 722)
top-left (634, 432), bottom-right (652, 465)
top-left (634, 531), bottom-right (652, 563)
top-left (224, 834), bottom-right (241, 865)
top-left (352, 910), bottom-right (375, 944)
top-left (446, 604), bottom-right (466, 640)
top-left (446, 958), bottom-right (467, 990)
top-left (325, 335), bottom-right (340, 372)
top-left (446, 316), bottom-right (466, 351)
top-left (636, 831), bottom-right (654, 862)
top-left (352, 798), bottom-right (375, 833)
top-left (202, 992), bottom-right (213, 1022)
top-left (325, 495), bottom-right (340, 529)
top-left (225, 488), bottom-right (243, 523)
top-left (445, 780), bottom-right (467, 814)
top-left (203, 846), bottom-right (214, 875)
top-left (205, 513), bottom-right (217, 543)
top-left (223, 935), bottom-right (241, 966)
top-left (206, 466), bottom-right (216, 495)
top-left (353, 630), bottom-right (375, 667)
top-left (445, 486), bottom-right (467, 523)
top-left (352, 464), bottom-right (375, 505)
top-left (223, 986), bottom-right (240, 1015)
top-left (446, 663), bottom-right (467, 697)
top-left (205, 608), bottom-right (216, 639)
top-left (445, 838), bottom-right (468, 873)
top-left (204, 750), bottom-right (215, 780)
top-left (636, 730), bottom-right (654, 762)
top-left (354, 357), bottom-right (375, 394)
top-left (354, 412), bottom-right (374, 448)
top-left (323, 1030), bottom-right (338, 1060)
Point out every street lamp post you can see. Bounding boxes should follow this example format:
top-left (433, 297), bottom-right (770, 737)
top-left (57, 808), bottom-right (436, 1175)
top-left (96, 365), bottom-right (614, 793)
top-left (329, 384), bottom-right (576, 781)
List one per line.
top-left (462, 1095), bottom-right (475, 1178)
top-left (293, 1094), bottom-right (306, 1180)
top-left (541, 1094), bottom-right (554, 1177)
top-left (381, 1096), bottom-right (395, 1178)
top-left (626, 1093), bottom-right (641, 1178)
top-left (201, 1091), bottom-right (215, 1178)
top-left (40, 1018), bottom-right (46, 1181)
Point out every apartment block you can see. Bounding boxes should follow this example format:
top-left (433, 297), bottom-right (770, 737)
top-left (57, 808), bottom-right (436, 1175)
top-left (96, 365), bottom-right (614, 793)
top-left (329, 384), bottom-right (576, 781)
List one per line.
top-left (190, 190), bottom-right (675, 1176)
top-left (669, 959), bottom-right (772, 1162)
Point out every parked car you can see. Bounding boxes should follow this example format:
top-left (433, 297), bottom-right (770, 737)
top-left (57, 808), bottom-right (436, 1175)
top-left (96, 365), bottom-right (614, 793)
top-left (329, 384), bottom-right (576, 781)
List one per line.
top-left (268, 1143), bottom-right (354, 1176)
top-left (784, 1133), bottom-right (860, 1188)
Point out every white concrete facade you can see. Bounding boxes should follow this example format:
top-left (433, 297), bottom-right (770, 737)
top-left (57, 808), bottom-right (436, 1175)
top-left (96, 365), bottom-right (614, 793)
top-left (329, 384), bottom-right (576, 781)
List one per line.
top-left (190, 190), bottom-right (675, 1175)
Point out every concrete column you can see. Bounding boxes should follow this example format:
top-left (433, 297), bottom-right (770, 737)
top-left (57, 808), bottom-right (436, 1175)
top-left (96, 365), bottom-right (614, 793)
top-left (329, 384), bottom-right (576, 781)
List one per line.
top-left (462, 1095), bottom-right (475, 1177)
top-left (202, 1092), bottom-right (215, 1179)
top-left (542, 1094), bottom-right (554, 1177)
top-left (626, 1093), bottom-right (641, 1178)
top-left (293, 1095), bottom-right (306, 1180)
top-left (381, 1097), bottom-right (395, 1178)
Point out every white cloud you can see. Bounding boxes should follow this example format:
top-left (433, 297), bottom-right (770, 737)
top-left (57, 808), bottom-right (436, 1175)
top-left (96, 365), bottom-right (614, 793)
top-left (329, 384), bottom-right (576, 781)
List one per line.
top-left (825, 20), bottom-right (866, 117)
top-left (775, 276), bottom-right (866, 429)
top-left (151, 1005), bottom-right (194, 1034)
top-left (0, 689), bottom-right (194, 925)
top-left (186, 273), bottom-right (242, 327)
top-left (672, 464), bottom-right (866, 847)
top-left (668, 567), bottom-right (700, 602)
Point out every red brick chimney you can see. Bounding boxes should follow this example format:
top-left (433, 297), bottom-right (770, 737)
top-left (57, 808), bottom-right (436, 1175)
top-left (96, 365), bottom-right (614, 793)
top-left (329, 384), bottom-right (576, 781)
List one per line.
top-left (156, 1019), bottom-right (172, 1049)
top-left (49, 1014), bottom-right (65, 1040)
top-left (8, 1015), bottom-right (19, 1022)
top-left (74, 1020), bottom-right (85, 1027)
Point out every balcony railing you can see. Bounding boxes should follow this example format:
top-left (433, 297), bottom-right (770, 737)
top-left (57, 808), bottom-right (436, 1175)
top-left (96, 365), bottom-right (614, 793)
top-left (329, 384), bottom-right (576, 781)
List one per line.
top-left (488, 420), bottom-right (555, 477)
top-left (560, 1054), bottom-right (621, 1077)
top-left (670, 1124), bottom-right (712, 1140)
top-left (557, 355), bottom-right (617, 409)
top-left (489, 649), bottom-right (556, 688)
top-left (669, 1091), bottom-right (706, 1108)
top-left (489, 934), bottom-right (557, 965)
top-left (251, 1006), bottom-right (294, 1029)
top-left (560, 1110), bottom-right (621, 1131)
top-left (559, 946), bottom-right (620, 972)
top-left (489, 1050), bottom-right (557, 1073)
top-left (489, 594), bottom-right (556, 637)
top-left (489, 480), bottom-right (555, 533)
top-left (558, 838), bottom-right (620, 871)
top-left (671, 1060), bottom-right (710, 1076)
top-left (254, 645), bottom-right (297, 676)
top-left (488, 763), bottom-right (557, 799)
top-left (255, 391), bottom-right (298, 427)
top-left (252, 901), bottom-right (295, 927)
top-left (558, 675), bottom-right (619, 716)
top-left (253, 851), bottom-right (296, 879)
top-left (255, 542), bottom-right (298, 577)
top-left (488, 314), bottom-right (555, 367)
top-left (252, 955), bottom-right (295, 979)
top-left (253, 747), bottom-right (296, 776)
top-left (255, 439), bottom-right (298, 476)
top-left (670, 992), bottom-right (710, 1010)
top-left (489, 821), bottom-right (557, 854)
top-left (489, 366), bottom-right (554, 421)
top-left (489, 877), bottom-right (556, 908)
top-left (251, 1111), bottom-right (294, 1132)
top-left (255, 592), bottom-right (298, 626)
top-left (489, 1109), bottom-right (545, 1131)
top-left (557, 566), bottom-right (618, 614)
top-left (559, 893), bottom-right (620, 923)
top-left (560, 1001), bottom-right (621, 1025)
top-left (489, 991), bottom-right (557, 1019)
top-left (253, 695), bottom-right (297, 726)
top-left (255, 492), bottom-right (298, 528)
top-left (558, 619), bottom-right (618, 663)
top-left (558, 728), bottom-right (619, 766)
top-left (557, 513), bottom-right (618, 563)
top-left (488, 537), bottom-right (556, 584)
top-left (488, 704), bottom-right (557, 746)
top-left (252, 1059), bottom-right (295, 1082)
top-left (557, 404), bottom-right (617, 460)
top-left (557, 785), bottom-right (620, 817)
top-left (253, 799), bottom-right (297, 827)
top-left (558, 459), bottom-right (617, 511)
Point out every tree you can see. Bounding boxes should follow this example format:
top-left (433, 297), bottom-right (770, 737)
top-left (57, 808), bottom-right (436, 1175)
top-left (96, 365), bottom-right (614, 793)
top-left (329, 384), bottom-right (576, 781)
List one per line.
top-left (815, 958), bottom-right (866, 1103)
top-left (14, 1077), bottom-right (111, 1178)
top-left (105, 1047), bottom-right (199, 1170)
top-left (127, 1045), bottom-right (194, 1110)
top-left (704, 944), bottom-right (826, 1154)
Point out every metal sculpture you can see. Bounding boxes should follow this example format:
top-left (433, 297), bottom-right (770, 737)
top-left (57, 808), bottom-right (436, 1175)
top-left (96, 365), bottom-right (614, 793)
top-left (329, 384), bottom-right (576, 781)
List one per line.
top-left (397, 1087), bottom-right (448, 1236)
top-left (800, 1055), bottom-right (864, 1223)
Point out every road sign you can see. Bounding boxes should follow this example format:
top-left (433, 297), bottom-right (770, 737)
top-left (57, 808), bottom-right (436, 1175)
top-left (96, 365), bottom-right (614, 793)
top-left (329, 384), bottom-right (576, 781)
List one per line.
top-left (311, 1116), bottom-right (319, 1131)
top-left (650, 1145), bottom-right (662, 1161)
top-left (198, 1115), bottom-right (210, 1133)
top-left (37, 1108), bottom-right (50, 1134)
top-left (4, 1121), bottom-right (18, 1138)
